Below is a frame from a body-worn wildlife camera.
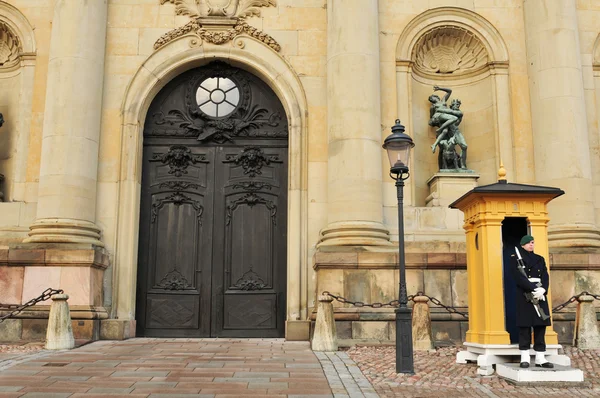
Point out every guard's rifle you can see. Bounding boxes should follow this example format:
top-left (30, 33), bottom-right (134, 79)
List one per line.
top-left (514, 247), bottom-right (550, 321)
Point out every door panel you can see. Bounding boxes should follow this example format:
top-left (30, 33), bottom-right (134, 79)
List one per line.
top-left (147, 294), bottom-right (199, 329)
top-left (137, 145), bottom-right (215, 337)
top-left (224, 294), bottom-right (278, 330)
top-left (212, 145), bottom-right (287, 337)
top-left (137, 62), bottom-right (288, 338)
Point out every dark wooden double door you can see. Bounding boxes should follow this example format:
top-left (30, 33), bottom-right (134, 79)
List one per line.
top-left (136, 63), bottom-right (288, 337)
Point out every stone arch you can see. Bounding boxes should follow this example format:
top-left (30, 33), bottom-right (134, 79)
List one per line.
top-left (394, 7), bottom-right (513, 205)
top-left (114, 35), bottom-right (309, 336)
top-left (0, 1), bottom-right (35, 58)
top-left (0, 1), bottom-right (36, 202)
top-left (396, 7), bottom-right (509, 67)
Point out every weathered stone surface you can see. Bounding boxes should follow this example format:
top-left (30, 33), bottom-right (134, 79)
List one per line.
top-left (575, 271), bottom-right (600, 307)
top-left (71, 319), bottom-right (100, 340)
top-left (412, 296), bottom-right (433, 350)
top-left (0, 319), bottom-right (22, 341)
top-left (424, 269), bottom-right (452, 305)
top-left (21, 319), bottom-right (48, 341)
top-left (574, 295), bottom-right (600, 349)
top-left (553, 321), bottom-right (575, 345)
top-left (352, 321), bottom-right (389, 340)
top-left (285, 320), bottom-right (310, 341)
top-left (0, 265), bottom-right (24, 304)
top-left (7, 249), bottom-right (44, 264)
top-left (336, 321), bottom-right (352, 339)
top-left (312, 295), bottom-right (337, 351)
top-left (550, 270), bottom-right (576, 308)
top-left (45, 294), bottom-right (75, 350)
top-left (344, 270), bottom-right (372, 305)
top-left (450, 269), bottom-right (468, 307)
top-left (431, 320), bottom-right (461, 344)
top-left (100, 319), bottom-right (135, 340)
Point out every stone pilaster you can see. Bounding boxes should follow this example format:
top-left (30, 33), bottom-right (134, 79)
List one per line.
top-left (318, 0), bottom-right (390, 247)
top-left (524, 0), bottom-right (600, 248)
top-left (24, 0), bottom-right (108, 246)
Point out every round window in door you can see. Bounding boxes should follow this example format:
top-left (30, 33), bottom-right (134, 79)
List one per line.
top-left (195, 77), bottom-right (240, 118)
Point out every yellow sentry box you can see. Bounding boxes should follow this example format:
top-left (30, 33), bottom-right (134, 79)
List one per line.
top-left (450, 168), bottom-right (564, 346)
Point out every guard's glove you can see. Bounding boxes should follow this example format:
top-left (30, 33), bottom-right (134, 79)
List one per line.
top-left (532, 287), bottom-right (546, 300)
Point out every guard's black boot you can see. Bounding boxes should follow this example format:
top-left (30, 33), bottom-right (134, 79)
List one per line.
top-left (519, 350), bottom-right (530, 368)
top-left (535, 352), bottom-right (554, 368)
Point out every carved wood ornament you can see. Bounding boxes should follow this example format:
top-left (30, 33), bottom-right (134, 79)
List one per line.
top-left (150, 145), bottom-right (208, 176)
top-left (156, 0), bottom-right (280, 51)
top-left (149, 62), bottom-right (287, 143)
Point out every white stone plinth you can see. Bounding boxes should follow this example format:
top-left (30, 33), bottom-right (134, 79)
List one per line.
top-left (496, 363), bottom-right (584, 384)
top-left (425, 172), bottom-right (479, 207)
top-left (456, 342), bottom-right (570, 376)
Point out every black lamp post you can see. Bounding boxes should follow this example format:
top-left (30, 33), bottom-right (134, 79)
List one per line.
top-left (382, 119), bottom-right (415, 374)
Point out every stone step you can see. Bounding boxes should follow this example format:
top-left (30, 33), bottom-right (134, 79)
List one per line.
top-left (496, 363), bottom-right (585, 387)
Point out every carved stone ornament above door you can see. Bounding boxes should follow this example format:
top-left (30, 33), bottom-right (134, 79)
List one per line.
top-left (156, 0), bottom-right (280, 51)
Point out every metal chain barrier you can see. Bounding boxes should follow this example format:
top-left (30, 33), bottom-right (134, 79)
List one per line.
top-left (0, 288), bottom-right (64, 323)
top-left (324, 290), bottom-right (600, 319)
top-left (552, 291), bottom-right (600, 312)
top-left (322, 291), bottom-right (468, 319)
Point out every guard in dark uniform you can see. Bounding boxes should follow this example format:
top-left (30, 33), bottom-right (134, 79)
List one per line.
top-left (510, 235), bottom-right (553, 368)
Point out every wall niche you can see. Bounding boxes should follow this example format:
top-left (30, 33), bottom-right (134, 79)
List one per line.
top-left (396, 8), bottom-right (512, 207)
top-left (0, 3), bottom-right (36, 204)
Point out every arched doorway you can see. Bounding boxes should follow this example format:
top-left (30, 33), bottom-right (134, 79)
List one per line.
top-left (135, 61), bottom-right (288, 338)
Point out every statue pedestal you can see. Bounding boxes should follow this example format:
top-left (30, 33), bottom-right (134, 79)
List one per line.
top-left (425, 172), bottom-right (479, 207)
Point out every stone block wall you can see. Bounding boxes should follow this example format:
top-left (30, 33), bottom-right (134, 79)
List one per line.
top-left (313, 249), bottom-right (600, 346)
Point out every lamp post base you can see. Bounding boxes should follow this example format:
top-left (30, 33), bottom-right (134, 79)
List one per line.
top-left (395, 307), bottom-right (414, 374)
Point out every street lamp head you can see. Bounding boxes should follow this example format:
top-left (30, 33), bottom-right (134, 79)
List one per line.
top-left (383, 119), bottom-right (415, 178)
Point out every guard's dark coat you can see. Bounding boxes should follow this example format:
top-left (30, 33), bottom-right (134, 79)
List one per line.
top-left (509, 247), bottom-right (551, 327)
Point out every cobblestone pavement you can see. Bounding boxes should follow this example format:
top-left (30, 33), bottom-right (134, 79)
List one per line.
top-left (346, 345), bottom-right (600, 397)
top-left (0, 343), bottom-right (50, 374)
top-left (0, 338), bottom-right (371, 397)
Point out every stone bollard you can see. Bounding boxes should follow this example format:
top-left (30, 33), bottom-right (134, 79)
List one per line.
top-left (412, 296), bottom-right (434, 350)
top-left (574, 294), bottom-right (600, 349)
top-left (311, 295), bottom-right (338, 351)
top-left (45, 294), bottom-right (75, 350)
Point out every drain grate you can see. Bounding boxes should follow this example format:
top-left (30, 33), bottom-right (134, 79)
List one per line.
top-left (43, 363), bottom-right (68, 367)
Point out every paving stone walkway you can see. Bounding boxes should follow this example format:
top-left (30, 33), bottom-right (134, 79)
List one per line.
top-left (0, 338), bottom-right (376, 397)
top-left (2, 339), bottom-right (600, 397)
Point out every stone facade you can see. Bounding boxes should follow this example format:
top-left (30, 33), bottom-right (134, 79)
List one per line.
top-left (1, 0), bottom-right (600, 344)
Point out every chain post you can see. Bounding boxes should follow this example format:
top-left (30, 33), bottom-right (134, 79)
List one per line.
top-left (0, 288), bottom-right (64, 323)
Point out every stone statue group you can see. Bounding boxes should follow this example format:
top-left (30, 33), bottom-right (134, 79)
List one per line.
top-left (428, 86), bottom-right (468, 170)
